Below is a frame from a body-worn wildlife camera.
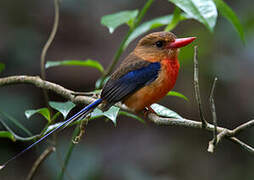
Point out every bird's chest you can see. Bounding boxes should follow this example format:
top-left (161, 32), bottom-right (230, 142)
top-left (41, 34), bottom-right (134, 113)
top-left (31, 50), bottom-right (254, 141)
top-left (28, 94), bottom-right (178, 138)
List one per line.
top-left (152, 59), bottom-right (179, 92)
top-left (123, 59), bottom-right (179, 112)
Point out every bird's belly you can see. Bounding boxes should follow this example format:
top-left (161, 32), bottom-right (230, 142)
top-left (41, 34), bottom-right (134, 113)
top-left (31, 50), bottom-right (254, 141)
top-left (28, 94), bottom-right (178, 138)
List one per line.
top-left (124, 60), bottom-right (179, 112)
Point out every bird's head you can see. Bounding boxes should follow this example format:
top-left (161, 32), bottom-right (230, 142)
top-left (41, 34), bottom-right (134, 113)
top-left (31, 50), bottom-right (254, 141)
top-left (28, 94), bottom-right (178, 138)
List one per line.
top-left (134, 31), bottom-right (196, 62)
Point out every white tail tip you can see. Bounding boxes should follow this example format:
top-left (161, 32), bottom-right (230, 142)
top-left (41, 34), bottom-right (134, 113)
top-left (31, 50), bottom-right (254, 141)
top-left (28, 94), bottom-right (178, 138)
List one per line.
top-left (0, 165), bottom-right (5, 170)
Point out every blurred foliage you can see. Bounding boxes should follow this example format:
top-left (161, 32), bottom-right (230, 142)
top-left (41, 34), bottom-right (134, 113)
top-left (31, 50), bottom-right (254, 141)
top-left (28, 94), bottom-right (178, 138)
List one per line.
top-left (46, 60), bottom-right (104, 73)
top-left (45, 139), bottom-right (102, 180)
top-left (0, 110), bottom-right (32, 136)
top-left (0, 63), bottom-right (5, 73)
top-left (214, 0), bottom-right (245, 42)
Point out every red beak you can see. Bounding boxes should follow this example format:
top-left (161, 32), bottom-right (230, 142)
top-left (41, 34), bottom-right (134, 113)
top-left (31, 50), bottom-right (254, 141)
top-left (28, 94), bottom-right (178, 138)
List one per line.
top-left (167, 37), bottom-right (196, 48)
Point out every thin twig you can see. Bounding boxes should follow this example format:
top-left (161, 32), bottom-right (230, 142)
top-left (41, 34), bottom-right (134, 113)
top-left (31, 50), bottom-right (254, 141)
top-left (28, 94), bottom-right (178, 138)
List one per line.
top-left (230, 137), bottom-right (254, 154)
top-left (0, 75), bottom-right (253, 154)
top-left (209, 77), bottom-right (218, 150)
top-left (231, 119), bottom-right (254, 136)
top-left (40, 0), bottom-right (60, 105)
top-left (26, 146), bottom-right (55, 180)
top-left (193, 46), bottom-right (208, 128)
top-left (208, 129), bottom-right (228, 153)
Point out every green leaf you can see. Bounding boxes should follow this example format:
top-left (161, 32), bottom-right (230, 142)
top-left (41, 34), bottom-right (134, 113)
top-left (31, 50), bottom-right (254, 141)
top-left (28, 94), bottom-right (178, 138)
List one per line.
top-left (119, 111), bottom-right (145, 124)
top-left (49, 101), bottom-right (76, 120)
top-left (104, 106), bottom-right (120, 125)
top-left (0, 110), bottom-right (32, 136)
top-left (90, 108), bottom-right (104, 118)
top-left (101, 10), bottom-right (139, 33)
top-left (165, 7), bottom-right (182, 32)
top-left (167, 91), bottom-right (189, 101)
top-left (0, 131), bottom-right (16, 141)
top-left (45, 59), bottom-right (104, 73)
top-left (213, 0), bottom-right (245, 43)
top-left (124, 14), bottom-right (187, 49)
top-left (25, 108), bottom-right (51, 122)
top-left (170, 0), bottom-right (218, 32)
top-left (0, 63), bottom-right (5, 73)
top-left (44, 106), bottom-right (119, 134)
top-left (150, 103), bottom-right (182, 119)
top-left (91, 106), bottom-right (120, 125)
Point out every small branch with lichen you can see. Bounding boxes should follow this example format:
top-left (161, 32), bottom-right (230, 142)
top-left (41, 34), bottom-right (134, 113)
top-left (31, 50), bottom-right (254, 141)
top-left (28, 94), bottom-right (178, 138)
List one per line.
top-left (0, 75), bottom-right (253, 154)
top-left (193, 46), bottom-right (208, 128)
top-left (207, 77), bottom-right (219, 153)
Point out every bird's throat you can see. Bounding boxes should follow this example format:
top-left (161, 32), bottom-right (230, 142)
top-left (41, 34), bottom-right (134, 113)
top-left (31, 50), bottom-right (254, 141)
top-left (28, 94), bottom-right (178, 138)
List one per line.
top-left (162, 58), bottom-right (180, 89)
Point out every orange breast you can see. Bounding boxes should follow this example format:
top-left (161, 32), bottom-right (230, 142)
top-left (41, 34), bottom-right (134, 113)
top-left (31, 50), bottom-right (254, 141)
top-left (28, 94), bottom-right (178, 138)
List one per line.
top-left (124, 59), bottom-right (180, 112)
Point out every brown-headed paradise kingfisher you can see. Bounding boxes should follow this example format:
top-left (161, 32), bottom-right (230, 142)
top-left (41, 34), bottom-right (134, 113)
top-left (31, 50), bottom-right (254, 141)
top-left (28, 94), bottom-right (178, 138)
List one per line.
top-left (1, 31), bottom-right (196, 169)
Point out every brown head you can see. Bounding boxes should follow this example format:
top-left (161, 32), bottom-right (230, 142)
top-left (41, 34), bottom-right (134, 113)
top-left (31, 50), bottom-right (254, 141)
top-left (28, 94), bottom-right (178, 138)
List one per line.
top-left (134, 31), bottom-right (196, 62)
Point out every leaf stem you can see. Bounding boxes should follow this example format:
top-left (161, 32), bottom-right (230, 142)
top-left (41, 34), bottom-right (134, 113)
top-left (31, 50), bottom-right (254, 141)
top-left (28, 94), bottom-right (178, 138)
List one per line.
top-left (0, 118), bottom-right (39, 141)
top-left (0, 111), bottom-right (32, 136)
top-left (164, 7), bottom-right (181, 32)
top-left (57, 125), bottom-right (80, 180)
top-left (100, 0), bottom-right (154, 88)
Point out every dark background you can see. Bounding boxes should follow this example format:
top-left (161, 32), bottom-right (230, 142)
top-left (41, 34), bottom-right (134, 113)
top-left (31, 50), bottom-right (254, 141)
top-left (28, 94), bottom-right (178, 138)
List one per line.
top-left (0, 0), bottom-right (254, 179)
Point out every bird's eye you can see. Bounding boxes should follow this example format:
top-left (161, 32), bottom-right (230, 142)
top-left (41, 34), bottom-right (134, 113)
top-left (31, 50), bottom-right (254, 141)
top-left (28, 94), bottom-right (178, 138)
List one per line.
top-left (155, 41), bottom-right (164, 48)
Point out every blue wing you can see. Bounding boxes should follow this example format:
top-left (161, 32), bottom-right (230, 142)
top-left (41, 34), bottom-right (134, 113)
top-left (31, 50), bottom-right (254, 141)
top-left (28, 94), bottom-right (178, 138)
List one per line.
top-left (101, 62), bottom-right (161, 103)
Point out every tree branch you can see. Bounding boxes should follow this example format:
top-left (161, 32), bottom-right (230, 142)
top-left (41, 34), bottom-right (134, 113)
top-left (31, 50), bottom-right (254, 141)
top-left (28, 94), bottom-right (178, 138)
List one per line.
top-left (0, 75), bottom-right (253, 153)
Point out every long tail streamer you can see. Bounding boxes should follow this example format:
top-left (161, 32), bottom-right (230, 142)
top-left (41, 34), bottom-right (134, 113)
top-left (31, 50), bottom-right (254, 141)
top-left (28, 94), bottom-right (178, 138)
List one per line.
top-left (0, 98), bottom-right (102, 170)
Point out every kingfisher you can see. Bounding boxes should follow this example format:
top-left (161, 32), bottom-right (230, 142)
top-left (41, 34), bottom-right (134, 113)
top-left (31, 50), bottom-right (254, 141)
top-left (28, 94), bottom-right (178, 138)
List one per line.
top-left (0, 31), bottom-right (195, 169)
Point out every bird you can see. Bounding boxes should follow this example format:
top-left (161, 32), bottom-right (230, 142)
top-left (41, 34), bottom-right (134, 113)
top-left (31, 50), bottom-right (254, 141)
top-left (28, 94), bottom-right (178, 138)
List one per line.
top-left (0, 31), bottom-right (195, 169)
